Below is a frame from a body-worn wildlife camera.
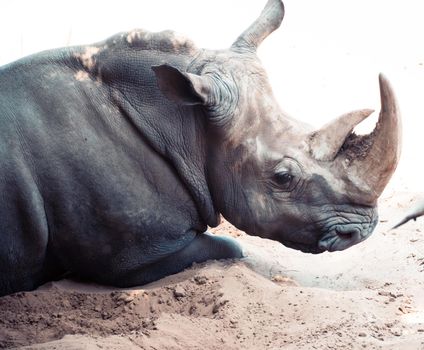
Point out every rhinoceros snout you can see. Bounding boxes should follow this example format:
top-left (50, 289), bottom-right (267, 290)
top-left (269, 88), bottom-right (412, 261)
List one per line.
top-left (318, 218), bottom-right (378, 252)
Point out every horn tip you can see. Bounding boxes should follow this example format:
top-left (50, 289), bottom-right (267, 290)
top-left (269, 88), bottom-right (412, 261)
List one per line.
top-left (378, 72), bottom-right (401, 118)
top-left (378, 72), bottom-right (388, 83)
top-left (391, 215), bottom-right (414, 230)
top-left (378, 73), bottom-right (397, 97)
top-left (363, 108), bottom-right (375, 117)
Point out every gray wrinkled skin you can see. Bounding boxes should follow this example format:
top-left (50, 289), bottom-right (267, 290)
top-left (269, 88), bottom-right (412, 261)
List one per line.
top-left (0, 1), bottom-right (391, 296)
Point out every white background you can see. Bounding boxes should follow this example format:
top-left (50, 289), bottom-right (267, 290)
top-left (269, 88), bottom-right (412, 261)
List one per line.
top-left (1, 0), bottom-right (423, 192)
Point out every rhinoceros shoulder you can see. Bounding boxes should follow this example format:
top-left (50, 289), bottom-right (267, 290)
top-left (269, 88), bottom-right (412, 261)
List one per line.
top-left (102, 29), bottom-right (199, 56)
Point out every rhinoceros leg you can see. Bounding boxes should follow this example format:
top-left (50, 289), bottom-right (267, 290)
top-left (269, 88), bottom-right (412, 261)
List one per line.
top-left (118, 232), bottom-right (243, 287)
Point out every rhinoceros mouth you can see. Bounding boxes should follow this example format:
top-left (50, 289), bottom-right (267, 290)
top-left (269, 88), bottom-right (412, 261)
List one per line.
top-left (277, 206), bottom-right (378, 254)
top-left (317, 217), bottom-right (378, 252)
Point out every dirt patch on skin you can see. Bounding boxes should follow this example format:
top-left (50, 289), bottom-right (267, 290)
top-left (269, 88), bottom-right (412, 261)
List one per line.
top-left (1, 191), bottom-right (424, 350)
top-left (339, 131), bottom-right (376, 161)
top-left (74, 46), bottom-right (100, 70)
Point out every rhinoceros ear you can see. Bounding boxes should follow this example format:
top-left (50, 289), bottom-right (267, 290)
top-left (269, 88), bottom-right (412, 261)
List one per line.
top-left (231, 0), bottom-right (284, 52)
top-left (152, 64), bottom-right (213, 106)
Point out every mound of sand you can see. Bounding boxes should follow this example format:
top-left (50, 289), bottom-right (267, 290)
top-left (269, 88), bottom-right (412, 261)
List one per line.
top-left (0, 192), bottom-right (424, 350)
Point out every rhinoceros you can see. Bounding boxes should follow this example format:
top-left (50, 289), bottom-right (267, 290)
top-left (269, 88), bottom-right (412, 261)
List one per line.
top-left (393, 199), bottom-right (424, 228)
top-left (0, 0), bottom-right (401, 296)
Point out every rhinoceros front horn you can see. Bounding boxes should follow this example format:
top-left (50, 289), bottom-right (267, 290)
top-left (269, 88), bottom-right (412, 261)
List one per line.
top-left (231, 0), bottom-right (285, 52)
top-left (309, 74), bottom-right (402, 204)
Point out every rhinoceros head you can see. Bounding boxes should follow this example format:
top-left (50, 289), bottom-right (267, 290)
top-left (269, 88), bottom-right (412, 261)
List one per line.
top-left (153, 0), bottom-right (401, 253)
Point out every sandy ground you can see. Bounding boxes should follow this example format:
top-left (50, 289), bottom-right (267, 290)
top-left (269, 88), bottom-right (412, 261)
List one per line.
top-left (0, 189), bottom-right (423, 350)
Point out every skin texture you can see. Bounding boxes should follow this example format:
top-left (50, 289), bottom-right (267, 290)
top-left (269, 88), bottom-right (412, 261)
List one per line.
top-left (0, 32), bottom-right (243, 296)
top-left (0, 0), bottom-right (400, 296)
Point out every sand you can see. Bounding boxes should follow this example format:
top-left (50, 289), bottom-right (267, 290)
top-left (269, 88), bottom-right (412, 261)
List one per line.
top-left (0, 190), bottom-right (423, 350)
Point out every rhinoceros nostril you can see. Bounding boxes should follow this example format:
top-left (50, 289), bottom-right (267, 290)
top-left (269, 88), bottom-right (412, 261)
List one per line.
top-left (335, 226), bottom-right (360, 240)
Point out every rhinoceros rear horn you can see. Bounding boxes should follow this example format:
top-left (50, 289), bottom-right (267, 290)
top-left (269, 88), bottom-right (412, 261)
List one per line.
top-left (309, 109), bottom-right (375, 162)
top-left (231, 0), bottom-right (285, 52)
top-left (309, 74), bottom-right (402, 204)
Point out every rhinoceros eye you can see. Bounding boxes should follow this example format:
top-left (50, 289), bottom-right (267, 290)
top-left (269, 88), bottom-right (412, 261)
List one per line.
top-left (273, 172), bottom-right (294, 190)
